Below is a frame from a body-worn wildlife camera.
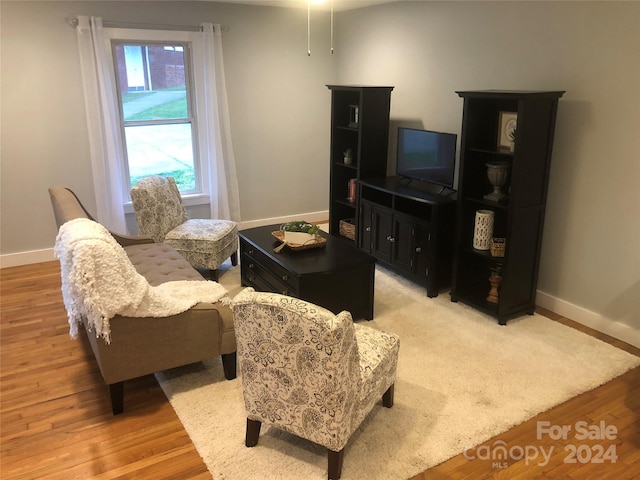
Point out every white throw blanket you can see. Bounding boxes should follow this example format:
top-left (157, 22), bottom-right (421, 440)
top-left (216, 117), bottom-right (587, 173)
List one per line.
top-left (54, 218), bottom-right (229, 343)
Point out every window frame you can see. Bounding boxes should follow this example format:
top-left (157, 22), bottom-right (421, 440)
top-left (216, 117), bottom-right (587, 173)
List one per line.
top-left (103, 27), bottom-right (211, 208)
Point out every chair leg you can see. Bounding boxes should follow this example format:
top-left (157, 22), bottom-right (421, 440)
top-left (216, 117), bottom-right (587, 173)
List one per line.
top-left (327, 448), bottom-right (344, 480)
top-left (382, 384), bottom-right (394, 408)
top-left (230, 251), bottom-right (238, 266)
top-left (109, 382), bottom-right (124, 415)
top-left (246, 418), bottom-right (262, 447)
top-left (209, 269), bottom-right (219, 282)
top-left (221, 352), bottom-right (237, 380)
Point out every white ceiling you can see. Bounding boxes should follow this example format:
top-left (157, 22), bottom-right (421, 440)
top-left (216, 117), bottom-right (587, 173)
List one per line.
top-left (214, 0), bottom-right (402, 11)
top-left (8, 0), bottom-right (401, 11)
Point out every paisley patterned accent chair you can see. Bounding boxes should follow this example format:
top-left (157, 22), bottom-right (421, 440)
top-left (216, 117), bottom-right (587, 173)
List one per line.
top-left (130, 176), bottom-right (238, 281)
top-left (231, 288), bottom-right (400, 480)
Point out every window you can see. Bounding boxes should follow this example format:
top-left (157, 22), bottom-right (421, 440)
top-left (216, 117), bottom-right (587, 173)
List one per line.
top-left (105, 28), bottom-right (208, 199)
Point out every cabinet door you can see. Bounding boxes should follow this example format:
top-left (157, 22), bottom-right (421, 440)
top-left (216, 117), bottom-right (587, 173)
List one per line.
top-left (372, 206), bottom-right (393, 263)
top-left (392, 213), bottom-right (415, 273)
top-left (413, 221), bottom-right (431, 281)
top-left (360, 201), bottom-right (374, 253)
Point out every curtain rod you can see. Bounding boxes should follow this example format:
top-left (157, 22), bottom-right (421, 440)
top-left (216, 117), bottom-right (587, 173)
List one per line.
top-left (67, 18), bottom-right (228, 32)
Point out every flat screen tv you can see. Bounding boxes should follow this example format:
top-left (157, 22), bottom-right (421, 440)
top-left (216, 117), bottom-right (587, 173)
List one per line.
top-left (396, 127), bottom-right (457, 189)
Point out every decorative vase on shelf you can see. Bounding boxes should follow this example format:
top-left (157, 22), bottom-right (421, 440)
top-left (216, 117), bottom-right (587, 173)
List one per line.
top-left (487, 270), bottom-right (502, 304)
top-left (473, 209), bottom-right (494, 250)
top-left (484, 161), bottom-right (510, 202)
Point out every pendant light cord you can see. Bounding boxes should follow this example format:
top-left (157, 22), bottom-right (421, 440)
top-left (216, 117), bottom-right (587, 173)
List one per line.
top-left (307, 0), bottom-right (334, 56)
top-left (307, 0), bottom-right (311, 56)
top-left (330, 0), bottom-right (334, 54)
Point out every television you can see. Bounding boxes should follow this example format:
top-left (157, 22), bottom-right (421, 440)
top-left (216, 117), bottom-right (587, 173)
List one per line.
top-left (396, 127), bottom-right (457, 189)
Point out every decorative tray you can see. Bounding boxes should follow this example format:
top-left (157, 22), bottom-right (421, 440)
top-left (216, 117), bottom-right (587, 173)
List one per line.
top-left (271, 230), bottom-right (327, 252)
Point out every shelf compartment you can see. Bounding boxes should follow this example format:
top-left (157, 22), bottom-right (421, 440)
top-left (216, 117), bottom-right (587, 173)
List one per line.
top-left (395, 195), bottom-right (432, 221)
top-left (460, 151), bottom-right (513, 201)
top-left (452, 250), bottom-right (502, 311)
top-left (330, 90), bottom-right (361, 129)
top-left (334, 161), bottom-right (358, 171)
top-left (459, 202), bottom-right (508, 250)
top-left (361, 185), bottom-right (393, 208)
top-left (468, 147), bottom-right (514, 157)
top-left (462, 196), bottom-right (510, 211)
top-left (335, 198), bottom-right (357, 208)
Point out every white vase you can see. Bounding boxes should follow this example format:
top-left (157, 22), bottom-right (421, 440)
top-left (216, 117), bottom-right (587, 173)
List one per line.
top-left (473, 210), bottom-right (494, 250)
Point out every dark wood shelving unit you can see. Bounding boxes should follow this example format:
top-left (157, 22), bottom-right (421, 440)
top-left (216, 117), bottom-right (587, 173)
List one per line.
top-left (327, 85), bottom-right (393, 242)
top-left (451, 90), bottom-right (565, 324)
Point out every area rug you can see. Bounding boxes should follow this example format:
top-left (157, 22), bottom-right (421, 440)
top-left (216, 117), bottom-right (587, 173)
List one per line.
top-left (155, 263), bottom-right (640, 480)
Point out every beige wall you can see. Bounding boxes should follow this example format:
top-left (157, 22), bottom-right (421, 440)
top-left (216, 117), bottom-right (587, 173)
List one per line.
top-left (1, 1), bottom-right (638, 343)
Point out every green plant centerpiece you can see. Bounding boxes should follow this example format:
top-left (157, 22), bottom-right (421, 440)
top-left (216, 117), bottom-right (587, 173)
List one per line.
top-left (281, 221), bottom-right (320, 245)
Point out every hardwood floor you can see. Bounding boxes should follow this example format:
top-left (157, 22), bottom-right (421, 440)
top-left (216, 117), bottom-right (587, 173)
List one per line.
top-left (2, 261), bottom-right (639, 479)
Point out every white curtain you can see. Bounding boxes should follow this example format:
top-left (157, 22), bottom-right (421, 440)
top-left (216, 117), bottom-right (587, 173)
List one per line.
top-left (75, 16), bottom-right (127, 233)
top-left (75, 18), bottom-right (240, 229)
top-left (201, 23), bottom-right (241, 222)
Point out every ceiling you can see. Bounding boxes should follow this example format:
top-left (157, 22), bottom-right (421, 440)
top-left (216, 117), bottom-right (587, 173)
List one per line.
top-left (12, 0), bottom-right (401, 11)
top-left (215, 0), bottom-right (402, 11)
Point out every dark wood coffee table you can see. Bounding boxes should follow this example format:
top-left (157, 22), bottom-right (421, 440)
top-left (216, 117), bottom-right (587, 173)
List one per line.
top-left (238, 225), bottom-right (375, 320)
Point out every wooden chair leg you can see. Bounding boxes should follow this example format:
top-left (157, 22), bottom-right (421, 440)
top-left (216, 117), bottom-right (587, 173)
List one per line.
top-left (382, 383), bottom-right (394, 408)
top-left (109, 382), bottom-right (124, 415)
top-left (209, 269), bottom-right (219, 282)
top-left (246, 418), bottom-right (262, 447)
top-left (221, 352), bottom-right (237, 380)
top-left (230, 251), bottom-right (238, 266)
top-left (327, 448), bottom-right (344, 480)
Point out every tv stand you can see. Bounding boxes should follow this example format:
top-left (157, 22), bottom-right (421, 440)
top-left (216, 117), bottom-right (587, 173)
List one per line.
top-left (436, 185), bottom-right (457, 198)
top-left (396, 176), bottom-right (414, 186)
top-left (358, 176), bottom-right (456, 297)
top-left (396, 176), bottom-right (456, 197)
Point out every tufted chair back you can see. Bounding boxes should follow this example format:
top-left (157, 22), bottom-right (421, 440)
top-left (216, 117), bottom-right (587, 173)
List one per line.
top-left (130, 176), bottom-right (189, 243)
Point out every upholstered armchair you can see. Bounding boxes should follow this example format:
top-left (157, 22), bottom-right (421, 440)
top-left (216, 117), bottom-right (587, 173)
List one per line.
top-left (130, 176), bottom-right (238, 281)
top-left (231, 288), bottom-right (400, 480)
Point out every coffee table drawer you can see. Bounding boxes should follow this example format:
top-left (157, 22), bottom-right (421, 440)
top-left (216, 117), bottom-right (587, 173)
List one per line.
top-left (242, 254), bottom-right (298, 296)
top-left (241, 242), bottom-right (299, 293)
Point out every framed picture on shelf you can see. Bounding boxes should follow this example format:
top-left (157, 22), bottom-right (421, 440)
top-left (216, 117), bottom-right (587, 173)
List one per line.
top-left (497, 111), bottom-right (517, 150)
top-left (348, 104), bottom-right (359, 128)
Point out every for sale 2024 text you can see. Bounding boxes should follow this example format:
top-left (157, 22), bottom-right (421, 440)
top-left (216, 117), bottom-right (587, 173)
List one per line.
top-left (464, 420), bottom-right (618, 468)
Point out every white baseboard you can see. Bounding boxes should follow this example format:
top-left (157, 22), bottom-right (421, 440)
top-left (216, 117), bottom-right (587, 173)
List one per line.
top-left (0, 211), bottom-right (330, 269)
top-left (0, 248), bottom-right (56, 269)
top-left (238, 211), bottom-right (328, 231)
top-left (536, 290), bottom-right (640, 349)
